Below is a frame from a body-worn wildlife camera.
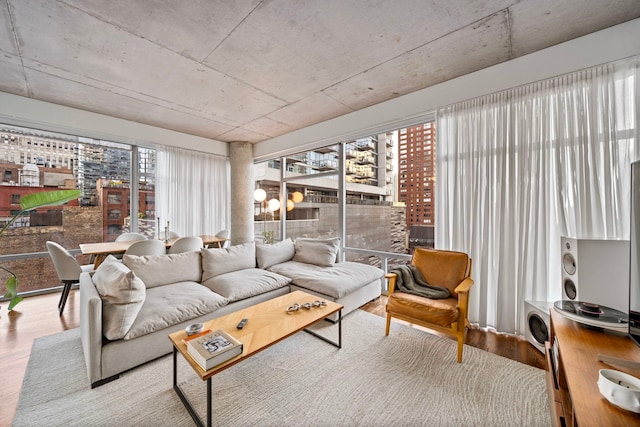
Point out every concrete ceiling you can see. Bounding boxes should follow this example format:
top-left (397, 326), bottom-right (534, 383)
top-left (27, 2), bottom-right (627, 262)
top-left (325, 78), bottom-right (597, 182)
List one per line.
top-left (1, 0), bottom-right (639, 144)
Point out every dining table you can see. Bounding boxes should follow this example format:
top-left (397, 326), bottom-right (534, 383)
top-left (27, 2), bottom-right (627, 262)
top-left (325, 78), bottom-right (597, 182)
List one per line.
top-left (80, 235), bottom-right (229, 268)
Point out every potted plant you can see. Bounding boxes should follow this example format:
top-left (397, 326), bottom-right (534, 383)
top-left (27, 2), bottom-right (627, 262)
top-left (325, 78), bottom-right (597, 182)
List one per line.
top-left (1, 189), bottom-right (80, 311)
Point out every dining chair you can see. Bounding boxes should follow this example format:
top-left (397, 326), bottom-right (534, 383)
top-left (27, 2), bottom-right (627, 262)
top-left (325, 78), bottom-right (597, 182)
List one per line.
top-left (115, 232), bottom-right (147, 242)
top-left (214, 229), bottom-right (230, 248)
top-left (46, 241), bottom-right (95, 316)
top-left (124, 239), bottom-right (167, 256)
top-left (167, 236), bottom-right (204, 254)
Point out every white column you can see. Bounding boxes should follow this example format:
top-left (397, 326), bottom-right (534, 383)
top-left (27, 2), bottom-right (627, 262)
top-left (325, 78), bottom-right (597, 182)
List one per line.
top-left (229, 141), bottom-right (254, 245)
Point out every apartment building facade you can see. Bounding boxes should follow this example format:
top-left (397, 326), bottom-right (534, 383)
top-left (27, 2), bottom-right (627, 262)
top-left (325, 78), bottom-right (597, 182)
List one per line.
top-left (398, 122), bottom-right (436, 248)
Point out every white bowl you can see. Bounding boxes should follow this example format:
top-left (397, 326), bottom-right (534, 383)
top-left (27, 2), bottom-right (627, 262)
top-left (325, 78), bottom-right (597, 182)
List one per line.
top-left (598, 369), bottom-right (640, 413)
top-left (185, 323), bottom-right (204, 336)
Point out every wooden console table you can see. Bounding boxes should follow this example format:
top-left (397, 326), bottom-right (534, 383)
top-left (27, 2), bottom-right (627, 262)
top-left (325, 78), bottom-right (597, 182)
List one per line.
top-left (547, 309), bottom-right (640, 426)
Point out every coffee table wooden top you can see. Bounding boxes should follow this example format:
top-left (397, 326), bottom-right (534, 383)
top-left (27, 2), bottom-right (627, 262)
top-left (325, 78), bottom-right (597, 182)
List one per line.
top-left (169, 290), bottom-right (343, 380)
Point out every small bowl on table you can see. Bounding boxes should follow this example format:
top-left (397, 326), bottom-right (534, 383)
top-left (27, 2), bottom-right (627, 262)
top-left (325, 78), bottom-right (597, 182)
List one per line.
top-left (185, 323), bottom-right (204, 336)
top-left (598, 369), bottom-right (640, 413)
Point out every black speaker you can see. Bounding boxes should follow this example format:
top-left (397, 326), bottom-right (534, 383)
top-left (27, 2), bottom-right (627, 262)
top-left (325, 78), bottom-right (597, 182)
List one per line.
top-left (524, 301), bottom-right (553, 353)
top-left (561, 237), bottom-right (629, 313)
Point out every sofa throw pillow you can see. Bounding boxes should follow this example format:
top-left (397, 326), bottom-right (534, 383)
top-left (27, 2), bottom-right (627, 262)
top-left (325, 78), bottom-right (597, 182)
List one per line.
top-left (93, 256), bottom-right (146, 340)
top-left (201, 242), bottom-right (256, 282)
top-left (123, 250), bottom-right (202, 288)
top-left (256, 238), bottom-right (295, 269)
top-left (293, 237), bottom-right (340, 267)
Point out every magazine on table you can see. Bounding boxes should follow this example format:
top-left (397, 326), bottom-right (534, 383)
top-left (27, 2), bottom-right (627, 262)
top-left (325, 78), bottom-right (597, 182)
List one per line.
top-left (187, 329), bottom-right (243, 370)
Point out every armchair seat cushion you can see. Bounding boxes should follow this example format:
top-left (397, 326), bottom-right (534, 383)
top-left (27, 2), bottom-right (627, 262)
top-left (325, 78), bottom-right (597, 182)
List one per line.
top-left (386, 292), bottom-right (459, 327)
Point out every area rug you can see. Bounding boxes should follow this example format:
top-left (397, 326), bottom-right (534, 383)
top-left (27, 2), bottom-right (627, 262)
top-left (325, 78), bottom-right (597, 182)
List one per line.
top-left (13, 310), bottom-right (549, 426)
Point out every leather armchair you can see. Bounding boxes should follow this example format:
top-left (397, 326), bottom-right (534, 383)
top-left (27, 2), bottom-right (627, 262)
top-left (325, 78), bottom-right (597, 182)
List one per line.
top-left (385, 248), bottom-right (474, 362)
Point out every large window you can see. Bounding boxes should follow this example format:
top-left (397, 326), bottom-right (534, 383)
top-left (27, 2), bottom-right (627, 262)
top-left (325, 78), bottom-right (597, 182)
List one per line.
top-left (0, 124), bottom-right (156, 294)
top-left (255, 130), bottom-right (425, 272)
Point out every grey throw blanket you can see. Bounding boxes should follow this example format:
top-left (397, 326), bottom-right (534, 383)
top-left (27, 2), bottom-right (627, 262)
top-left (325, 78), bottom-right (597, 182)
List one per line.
top-left (390, 265), bottom-right (450, 299)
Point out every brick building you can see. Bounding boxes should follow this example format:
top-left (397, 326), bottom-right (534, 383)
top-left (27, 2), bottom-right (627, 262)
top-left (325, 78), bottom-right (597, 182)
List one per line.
top-left (96, 178), bottom-right (155, 241)
top-left (398, 122), bottom-right (436, 248)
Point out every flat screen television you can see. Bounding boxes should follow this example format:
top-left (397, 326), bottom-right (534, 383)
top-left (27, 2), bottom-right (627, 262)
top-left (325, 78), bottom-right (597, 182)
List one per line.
top-left (630, 160), bottom-right (640, 345)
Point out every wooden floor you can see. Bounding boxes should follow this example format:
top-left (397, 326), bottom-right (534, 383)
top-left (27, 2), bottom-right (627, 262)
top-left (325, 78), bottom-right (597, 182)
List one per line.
top-left (361, 297), bottom-right (546, 369)
top-left (0, 291), bottom-right (545, 426)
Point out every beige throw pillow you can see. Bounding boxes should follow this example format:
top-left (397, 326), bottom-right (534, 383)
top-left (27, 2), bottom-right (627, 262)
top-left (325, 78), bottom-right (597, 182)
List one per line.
top-left (256, 238), bottom-right (295, 269)
top-left (201, 242), bottom-right (256, 282)
top-left (123, 251), bottom-right (202, 288)
top-left (93, 256), bottom-right (146, 340)
top-left (293, 237), bottom-right (340, 267)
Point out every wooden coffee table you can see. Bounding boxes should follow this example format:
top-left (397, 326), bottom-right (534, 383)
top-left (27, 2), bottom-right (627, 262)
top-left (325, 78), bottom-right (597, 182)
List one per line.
top-left (168, 290), bottom-right (343, 427)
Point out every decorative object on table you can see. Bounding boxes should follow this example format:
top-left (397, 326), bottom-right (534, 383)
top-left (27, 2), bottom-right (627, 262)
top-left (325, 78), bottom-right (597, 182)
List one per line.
top-left (182, 328), bottom-right (212, 345)
top-left (1, 189), bottom-right (80, 312)
top-left (184, 323), bottom-right (205, 336)
top-left (286, 300), bottom-right (327, 313)
top-left (598, 369), bottom-right (640, 413)
top-left (187, 329), bottom-right (243, 370)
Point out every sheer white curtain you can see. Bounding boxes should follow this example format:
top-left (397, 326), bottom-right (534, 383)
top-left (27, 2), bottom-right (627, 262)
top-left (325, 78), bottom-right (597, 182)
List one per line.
top-left (156, 145), bottom-right (230, 238)
top-left (436, 56), bottom-right (640, 334)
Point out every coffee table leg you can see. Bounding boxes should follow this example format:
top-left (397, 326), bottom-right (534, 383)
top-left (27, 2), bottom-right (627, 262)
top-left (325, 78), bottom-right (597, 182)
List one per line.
top-left (173, 347), bottom-right (212, 427)
top-left (304, 309), bottom-right (342, 348)
top-left (207, 378), bottom-right (212, 427)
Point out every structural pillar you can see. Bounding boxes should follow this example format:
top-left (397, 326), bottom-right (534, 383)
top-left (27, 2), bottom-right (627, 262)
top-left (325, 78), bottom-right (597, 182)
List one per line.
top-left (229, 141), bottom-right (254, 245)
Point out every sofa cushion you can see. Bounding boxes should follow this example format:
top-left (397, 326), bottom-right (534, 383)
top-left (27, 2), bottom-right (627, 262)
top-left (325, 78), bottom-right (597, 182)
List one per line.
top-left (92, 256), bottom-right (146, 340)
top-left (201, 242), bottom-right (256, 281)
top-left (202, 268), bottom-right (291, 302)
top-left (268, 260), bottom-right (383, 299)
top-left (293, 237), bottom-right (340, 267)
top-left (256, 238), bottom-right (295, 269)
top-left (123, 251), bottom-right (202, 288)
top-left (123, 281), bottom-right (229, 340)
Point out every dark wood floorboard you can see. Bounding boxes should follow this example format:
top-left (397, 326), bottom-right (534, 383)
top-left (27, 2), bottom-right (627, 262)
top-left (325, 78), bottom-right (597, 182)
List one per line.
top-left (0, 291), bottom-right (545, 426)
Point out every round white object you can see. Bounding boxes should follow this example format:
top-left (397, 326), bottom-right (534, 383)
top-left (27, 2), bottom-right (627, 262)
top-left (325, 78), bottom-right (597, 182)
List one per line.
top-left (598, 369), bottom-right (640, 413)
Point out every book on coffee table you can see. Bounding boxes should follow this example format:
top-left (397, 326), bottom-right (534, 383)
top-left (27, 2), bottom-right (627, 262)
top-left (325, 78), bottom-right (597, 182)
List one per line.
top-left (187, 329), bottom-right (243, 370)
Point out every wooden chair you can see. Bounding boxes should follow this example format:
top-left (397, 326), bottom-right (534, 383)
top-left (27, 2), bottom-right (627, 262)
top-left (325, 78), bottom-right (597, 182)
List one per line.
top-left (385, 248), bottom-right (474, 362)
top-left (46, 241), bottom-right (94, 316)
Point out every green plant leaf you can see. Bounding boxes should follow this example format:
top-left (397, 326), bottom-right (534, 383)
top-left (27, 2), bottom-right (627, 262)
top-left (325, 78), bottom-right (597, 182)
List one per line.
top-left (4, 276), bottom-right (22, 310)
top-left (4, 275), bottom-right (18, 298)
top-left (7, 295), bottom-right (23, 311)
top-left (19, 189), bottom-right (80, 211)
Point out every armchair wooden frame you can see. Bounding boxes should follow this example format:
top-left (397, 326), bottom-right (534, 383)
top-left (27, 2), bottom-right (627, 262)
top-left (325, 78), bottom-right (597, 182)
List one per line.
top-left (385, 248), bottom-right (474, 363)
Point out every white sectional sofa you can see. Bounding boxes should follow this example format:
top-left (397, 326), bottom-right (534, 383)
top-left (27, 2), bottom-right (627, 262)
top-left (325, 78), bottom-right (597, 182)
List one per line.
top-left (80, 238), bottom-right (383, 387)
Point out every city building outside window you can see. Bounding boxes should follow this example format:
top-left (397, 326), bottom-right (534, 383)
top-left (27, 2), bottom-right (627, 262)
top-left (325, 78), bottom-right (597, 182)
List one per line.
top-left (0, 124), bottom-right (156, 294)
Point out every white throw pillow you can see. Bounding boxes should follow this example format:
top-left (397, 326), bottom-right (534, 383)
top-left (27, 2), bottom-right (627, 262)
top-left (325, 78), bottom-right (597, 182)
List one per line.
top-left (293, 237), bottom-right (340, 267)
top-left (201, 242), bottom-right (256, 282)
top-left (93, 256), bottom-right (146, 340)
top-left (123, 251), bottom-right (202, 288)
top-left (256, 238), bottom-right (295, 269)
